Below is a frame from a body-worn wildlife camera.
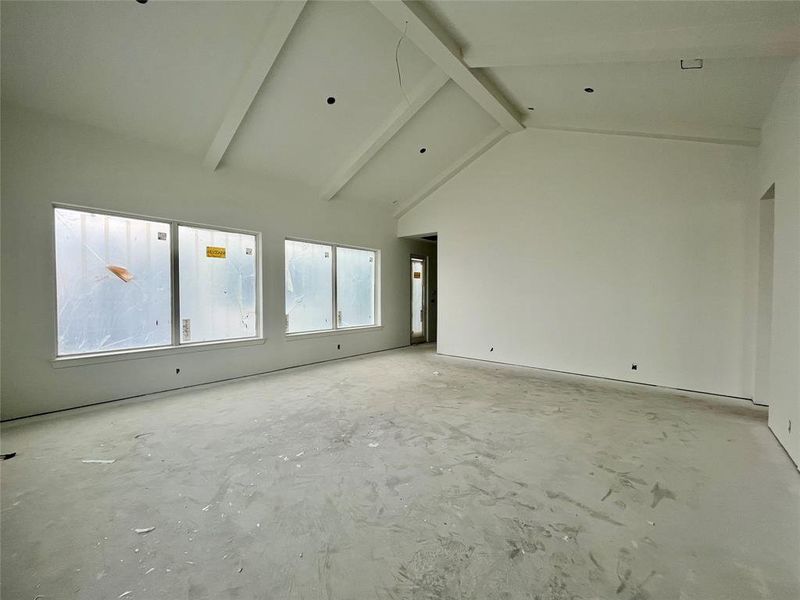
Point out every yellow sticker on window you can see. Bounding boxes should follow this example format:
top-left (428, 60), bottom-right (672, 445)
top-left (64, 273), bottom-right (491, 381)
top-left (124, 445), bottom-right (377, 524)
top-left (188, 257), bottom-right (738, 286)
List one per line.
top-left (206, 246), bottom-right (226, 259)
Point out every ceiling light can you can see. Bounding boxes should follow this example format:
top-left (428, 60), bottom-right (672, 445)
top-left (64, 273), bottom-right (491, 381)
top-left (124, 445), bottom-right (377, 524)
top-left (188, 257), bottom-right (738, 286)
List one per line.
top-left (680, 59), bottom-right (703, 70)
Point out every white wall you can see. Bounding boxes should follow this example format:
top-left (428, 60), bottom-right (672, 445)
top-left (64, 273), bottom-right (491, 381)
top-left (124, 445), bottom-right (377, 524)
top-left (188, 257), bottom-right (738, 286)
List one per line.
top-left (758, 58), bottom-right (800, 465)
top-left (399, 128), bottom-right (759, 399)
top-left (0, 105), bottom-right (434, 420)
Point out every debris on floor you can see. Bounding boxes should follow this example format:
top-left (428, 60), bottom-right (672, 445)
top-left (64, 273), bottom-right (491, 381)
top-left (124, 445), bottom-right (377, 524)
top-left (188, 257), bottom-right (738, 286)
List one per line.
top-left (134, 527), bottom-right (155, 535)
top-left (118, 592), bottom-right (133, 599)
top-left (81, 459), bottom-right (115, 464)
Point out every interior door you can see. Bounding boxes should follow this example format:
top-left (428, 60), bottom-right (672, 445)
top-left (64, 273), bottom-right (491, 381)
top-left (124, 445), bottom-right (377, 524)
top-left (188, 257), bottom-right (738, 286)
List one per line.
top-left (411, 256), bottom-right (426, 343)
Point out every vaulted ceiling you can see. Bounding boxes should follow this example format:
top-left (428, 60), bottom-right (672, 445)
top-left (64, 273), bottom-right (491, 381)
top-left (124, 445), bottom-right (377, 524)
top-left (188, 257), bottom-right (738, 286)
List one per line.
top-left (2, 1), bottom-right (798, 216)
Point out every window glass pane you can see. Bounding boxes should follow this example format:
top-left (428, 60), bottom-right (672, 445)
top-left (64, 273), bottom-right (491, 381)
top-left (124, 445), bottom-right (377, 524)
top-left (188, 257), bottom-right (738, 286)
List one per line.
top-left (54, 208), bottom-right (172, 355)
top-left (178, 225), bottom-right (257, 343)
top-left (336, 247), bottom-right (376, 328)
top-left (285, 240), bottom-right (333, 333)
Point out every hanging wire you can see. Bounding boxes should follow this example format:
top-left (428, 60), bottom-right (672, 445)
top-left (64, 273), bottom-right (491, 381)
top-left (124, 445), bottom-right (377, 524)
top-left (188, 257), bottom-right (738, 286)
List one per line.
top-left (395, 20), bottom-right (410, 107)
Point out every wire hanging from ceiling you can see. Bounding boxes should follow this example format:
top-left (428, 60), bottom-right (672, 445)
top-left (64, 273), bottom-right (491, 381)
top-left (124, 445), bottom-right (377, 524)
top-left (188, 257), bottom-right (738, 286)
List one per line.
top-left (395, 20), bottom-right (410, 107)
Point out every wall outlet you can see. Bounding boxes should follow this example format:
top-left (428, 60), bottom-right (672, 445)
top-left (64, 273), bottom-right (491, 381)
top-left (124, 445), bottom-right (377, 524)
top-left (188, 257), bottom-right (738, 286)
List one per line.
top-left (631, 363), bottom-right (638, 371)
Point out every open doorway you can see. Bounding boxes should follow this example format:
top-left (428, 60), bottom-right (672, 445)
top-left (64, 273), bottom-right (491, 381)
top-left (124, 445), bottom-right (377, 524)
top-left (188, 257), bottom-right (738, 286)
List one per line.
top-left (411, 255), bottom-right (427, 343)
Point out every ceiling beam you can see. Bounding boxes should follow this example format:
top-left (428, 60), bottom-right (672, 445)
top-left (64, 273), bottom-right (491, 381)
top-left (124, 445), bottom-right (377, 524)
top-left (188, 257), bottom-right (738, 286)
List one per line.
top-left (524, 115), bottom-right (760, 147)
top-left (463, 21), bottom-right (800, 68)
top-left (370, 0), bottom-right (524, 133)
top-left (395, 127), bottom-right (508, 218)
top-left (321, 68), bottom-right (449, 201)
top-left (203, 1), bottom-right (307, 171)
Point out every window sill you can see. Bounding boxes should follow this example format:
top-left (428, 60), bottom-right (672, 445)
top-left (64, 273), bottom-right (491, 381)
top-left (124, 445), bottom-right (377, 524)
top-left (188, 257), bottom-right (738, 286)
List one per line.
top-left (285, 325), bottom-right (383, 341)
top-left (51, 337), bottom-right (266, 369)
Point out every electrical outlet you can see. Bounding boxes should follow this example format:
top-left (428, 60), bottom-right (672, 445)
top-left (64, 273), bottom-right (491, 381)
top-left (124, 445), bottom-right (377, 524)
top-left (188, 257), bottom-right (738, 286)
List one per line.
top-left (631, 363), bottom-right (638, 371)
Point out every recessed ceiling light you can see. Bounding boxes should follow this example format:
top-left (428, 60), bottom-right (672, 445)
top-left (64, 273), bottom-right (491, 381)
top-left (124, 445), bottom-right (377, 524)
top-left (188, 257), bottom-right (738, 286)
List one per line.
top-left (326, 96), bottom-right (336, 105)
top-left (419, 147), bottom-right (427, 154)
top-left (680, 58), bottom-right (703, 70)
top-left (584, 87), bottom-right (594, 93)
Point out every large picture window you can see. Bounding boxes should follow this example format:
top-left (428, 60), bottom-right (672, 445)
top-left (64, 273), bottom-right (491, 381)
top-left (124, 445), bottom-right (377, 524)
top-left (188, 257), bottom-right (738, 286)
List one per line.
top-left (178, 225), bottom-right (258, 344)
top-left (54, 208), bottom-right (172, 355)
top-left (285, 239), bottom-right (378, 335)
top-left (336, 246), bottom-right (376, 328)
top-left (54, 206), bottom-right (260, 357)
top-left (285, 239), bottom-right (333, 334)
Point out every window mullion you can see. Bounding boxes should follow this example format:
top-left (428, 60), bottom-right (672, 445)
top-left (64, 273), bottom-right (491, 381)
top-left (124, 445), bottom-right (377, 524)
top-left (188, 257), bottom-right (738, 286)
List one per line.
top-left (170, 221), bottom-right (180, 347)
top-left (332, 245), bottom-right (339, 330)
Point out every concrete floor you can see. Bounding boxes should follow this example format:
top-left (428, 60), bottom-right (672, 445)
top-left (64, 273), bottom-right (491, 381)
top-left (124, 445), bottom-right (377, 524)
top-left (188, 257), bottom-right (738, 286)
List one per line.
top-left (1, 345), bottom-right (798, 600)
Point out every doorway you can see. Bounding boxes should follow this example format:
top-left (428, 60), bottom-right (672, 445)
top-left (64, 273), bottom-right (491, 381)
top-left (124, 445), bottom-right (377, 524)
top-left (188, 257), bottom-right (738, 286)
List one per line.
top-left (411, 255), bottom-right (427, 343)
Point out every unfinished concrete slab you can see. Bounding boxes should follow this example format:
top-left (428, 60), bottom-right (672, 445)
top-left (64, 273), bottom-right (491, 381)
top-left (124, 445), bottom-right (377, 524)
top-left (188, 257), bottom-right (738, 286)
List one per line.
top-left (1, 345), bottom-right (798, 599)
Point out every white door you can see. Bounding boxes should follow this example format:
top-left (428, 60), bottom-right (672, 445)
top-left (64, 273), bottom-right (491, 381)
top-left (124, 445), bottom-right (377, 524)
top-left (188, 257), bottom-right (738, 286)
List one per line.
top-left (411, 257), bottom-right (425, 343)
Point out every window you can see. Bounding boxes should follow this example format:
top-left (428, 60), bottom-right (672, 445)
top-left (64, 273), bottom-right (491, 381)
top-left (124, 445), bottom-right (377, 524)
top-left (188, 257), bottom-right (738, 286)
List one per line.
top-left (285, 240), bottom-right (333, 334)
top-left (336, 246), bottom-right (376, 328)
top-left (54, 206), bottom-right (260, 357)
top-left (284, 239), bottom-right (379, 334)
top-left (54, 208), bottom-right (172, 355)
top-left (178, 226), bottom-right (258, 344)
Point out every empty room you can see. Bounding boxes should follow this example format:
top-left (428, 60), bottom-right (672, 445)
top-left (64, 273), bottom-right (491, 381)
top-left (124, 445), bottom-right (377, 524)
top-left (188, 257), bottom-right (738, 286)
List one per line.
top-left (1, 0), bottom-right (799, 598)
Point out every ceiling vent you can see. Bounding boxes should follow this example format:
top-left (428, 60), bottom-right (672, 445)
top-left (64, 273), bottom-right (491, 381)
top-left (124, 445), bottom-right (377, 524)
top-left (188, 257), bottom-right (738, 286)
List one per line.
top-left (680, 59), bottom-right (703, 70)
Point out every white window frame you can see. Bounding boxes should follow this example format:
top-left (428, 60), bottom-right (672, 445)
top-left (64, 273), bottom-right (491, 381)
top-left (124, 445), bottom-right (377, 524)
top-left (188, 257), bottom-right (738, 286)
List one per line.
top-left (51, 204), bottom-right (263, 363)
top-left (285, 237), bottom-right (381, 338)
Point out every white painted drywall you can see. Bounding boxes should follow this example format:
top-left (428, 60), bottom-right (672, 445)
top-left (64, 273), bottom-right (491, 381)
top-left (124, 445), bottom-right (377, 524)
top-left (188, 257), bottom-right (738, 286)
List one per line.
top-left (757, 58), bottom-right (800, 465)
top-left (399, 128), bottom-right (759, 399)
top-left (0, 105), bottom-right (435, 420)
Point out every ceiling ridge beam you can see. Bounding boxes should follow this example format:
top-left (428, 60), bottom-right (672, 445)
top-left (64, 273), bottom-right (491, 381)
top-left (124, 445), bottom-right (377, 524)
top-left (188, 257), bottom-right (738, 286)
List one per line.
top-left (370, 0), bottom-right (524, 133)
top-left (321, 68), bottom-right (449, 202)
top-left (203, 1), bottom-right (307, 171)
top-left (395, 127), bottom-right (508, 218)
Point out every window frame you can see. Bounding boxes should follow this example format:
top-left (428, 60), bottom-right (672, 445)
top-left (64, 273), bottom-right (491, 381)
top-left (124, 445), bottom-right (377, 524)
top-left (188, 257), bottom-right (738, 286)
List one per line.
top-left (284, 236), bottom-right (381, 337)
top-left (51, 203), bottom-right (263, 362)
